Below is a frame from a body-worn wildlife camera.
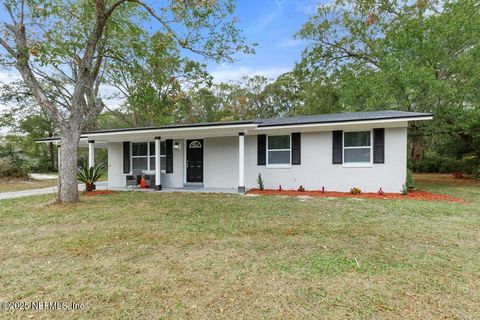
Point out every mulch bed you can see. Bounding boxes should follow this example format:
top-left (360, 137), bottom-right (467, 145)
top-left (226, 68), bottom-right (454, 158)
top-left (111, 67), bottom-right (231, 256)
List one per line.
top-left (83, 190), bottom-right (116, 197)
top-left (247, 189), bottom-right (467, 203)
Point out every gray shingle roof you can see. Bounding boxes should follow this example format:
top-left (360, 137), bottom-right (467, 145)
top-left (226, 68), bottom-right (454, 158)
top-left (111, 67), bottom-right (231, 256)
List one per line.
top-left (257, 110), bottom-right (432, 127)
top-left (86, 110), bottom-right (431, 133)
top-left (35, 110), bottom-right (432, 142)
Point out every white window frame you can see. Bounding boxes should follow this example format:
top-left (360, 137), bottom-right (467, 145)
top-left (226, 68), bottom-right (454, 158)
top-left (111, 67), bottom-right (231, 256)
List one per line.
top-left (130, 141), bottom-right (166, 173)
top-left (266, 134), bottom-right (292, 168)
top-left (343, 130), bottom-right (373, 168)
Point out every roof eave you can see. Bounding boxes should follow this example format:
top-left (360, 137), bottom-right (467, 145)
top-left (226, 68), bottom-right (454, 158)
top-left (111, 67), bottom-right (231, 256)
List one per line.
top-left (35, 114), bottom-right (433, 143)
top-left (258, 114), bottom-right (433, 128)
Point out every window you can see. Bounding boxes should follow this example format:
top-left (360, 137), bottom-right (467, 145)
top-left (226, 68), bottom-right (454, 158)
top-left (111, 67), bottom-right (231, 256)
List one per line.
top-left (343, 131), bottom-right (372, 164)
top-left (131, 142), bottom-right (165, 172)
top-left (267, 135), bottom-right (291, 166)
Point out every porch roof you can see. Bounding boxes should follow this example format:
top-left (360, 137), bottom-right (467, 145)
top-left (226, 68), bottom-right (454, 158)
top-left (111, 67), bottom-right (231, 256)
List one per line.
top-left (35, 110), bottom-right (432, 144)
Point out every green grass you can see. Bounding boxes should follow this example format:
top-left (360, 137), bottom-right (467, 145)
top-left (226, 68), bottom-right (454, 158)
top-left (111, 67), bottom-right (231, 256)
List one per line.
top-left (0, 178), bottom-right (58, 193)
top-left (0, 172), bottom-right (107, 193)
top-left (0, 175), bottom-right (479, 319)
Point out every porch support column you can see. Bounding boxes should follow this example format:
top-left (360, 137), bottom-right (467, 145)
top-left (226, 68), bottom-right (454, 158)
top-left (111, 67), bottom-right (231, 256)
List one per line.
top-left (155, 136), bottom-right (162, 190)
top-left (238, 132), bottom-right (245, 193)
top-left (57, 144), bottom-right (62, 196)
top-left (88, 140), bottom-right (95, 168)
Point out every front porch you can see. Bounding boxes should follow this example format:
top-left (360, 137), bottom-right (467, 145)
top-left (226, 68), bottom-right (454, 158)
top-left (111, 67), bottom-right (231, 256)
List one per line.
top-left (81, 125), bottom-right (252, 193)
top-left (94, 181), bottom-right (238, 194)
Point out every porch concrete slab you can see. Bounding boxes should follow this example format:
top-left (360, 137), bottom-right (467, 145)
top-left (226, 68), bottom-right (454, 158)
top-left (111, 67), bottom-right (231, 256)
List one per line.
top-left (163, 187), bottom-right (238, 194)
top-left (114, 186), bottom-right (239, 194)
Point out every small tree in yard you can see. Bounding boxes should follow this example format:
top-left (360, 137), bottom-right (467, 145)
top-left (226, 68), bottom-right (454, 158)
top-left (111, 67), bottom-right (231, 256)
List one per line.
top-left (257, 173), bottom-right (264, 190)
top-left (77, 162), bottom-right (108, 192)
top-left (0, 0), bottom-right (251, 203)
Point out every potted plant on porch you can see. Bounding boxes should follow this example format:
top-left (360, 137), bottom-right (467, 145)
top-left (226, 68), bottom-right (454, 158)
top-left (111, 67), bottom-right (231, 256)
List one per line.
top-left (77, 162), bottom-right (108, 192)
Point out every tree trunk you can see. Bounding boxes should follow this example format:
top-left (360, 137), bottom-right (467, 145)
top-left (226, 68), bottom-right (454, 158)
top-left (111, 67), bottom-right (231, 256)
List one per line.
top-left (58, 129), bottom-right (81, 203)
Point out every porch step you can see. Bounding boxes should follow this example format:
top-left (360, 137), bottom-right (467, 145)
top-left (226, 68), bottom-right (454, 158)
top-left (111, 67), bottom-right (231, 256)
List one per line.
top-left (183, 183), bottom-right (204, 188)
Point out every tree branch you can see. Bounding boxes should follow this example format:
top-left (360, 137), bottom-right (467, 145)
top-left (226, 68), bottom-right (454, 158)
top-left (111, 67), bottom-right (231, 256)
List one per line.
top-left (0, 36), bottom-right (16, 57)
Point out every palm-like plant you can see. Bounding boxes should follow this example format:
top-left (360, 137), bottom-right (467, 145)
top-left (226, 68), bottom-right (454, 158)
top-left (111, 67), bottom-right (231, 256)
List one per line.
top-left (77, 162), bottom-right (108, 192)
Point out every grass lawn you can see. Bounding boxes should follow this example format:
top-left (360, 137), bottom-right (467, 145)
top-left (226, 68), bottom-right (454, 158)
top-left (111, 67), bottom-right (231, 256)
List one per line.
top-left (0, 178), bottom-right (58, 193)
top-left (0, 175), bottom-right (479, 319)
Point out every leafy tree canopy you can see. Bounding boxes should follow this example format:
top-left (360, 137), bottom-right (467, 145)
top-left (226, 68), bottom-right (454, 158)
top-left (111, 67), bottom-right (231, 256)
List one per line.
top-left (295, 0), bottom-right (480, 168)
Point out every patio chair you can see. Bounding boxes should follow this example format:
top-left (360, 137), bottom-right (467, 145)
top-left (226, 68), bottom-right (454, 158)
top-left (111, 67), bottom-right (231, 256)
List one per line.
top-left (126, 169), bottom-right (142, 188)
top-left (143, 174), bottom-right (155, 188)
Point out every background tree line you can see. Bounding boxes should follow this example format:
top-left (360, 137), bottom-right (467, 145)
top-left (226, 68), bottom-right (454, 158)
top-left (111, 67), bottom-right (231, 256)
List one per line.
top-left (1, 0), bottom-right (479, 179)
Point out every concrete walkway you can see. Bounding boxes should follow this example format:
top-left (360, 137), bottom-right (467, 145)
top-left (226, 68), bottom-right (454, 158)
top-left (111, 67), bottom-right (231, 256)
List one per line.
top-left (29, 173), bottom-right (58, 180)
top-left (0, 186), bottom-right (60, 201)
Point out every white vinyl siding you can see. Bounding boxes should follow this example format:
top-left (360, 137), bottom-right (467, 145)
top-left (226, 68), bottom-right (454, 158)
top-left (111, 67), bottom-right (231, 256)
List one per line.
top-left (243, 128), bottom-right (407, 193)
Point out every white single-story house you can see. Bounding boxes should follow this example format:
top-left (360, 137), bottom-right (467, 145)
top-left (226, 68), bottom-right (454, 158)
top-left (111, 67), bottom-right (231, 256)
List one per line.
top-left (37, 110), bottom-right (432, 193)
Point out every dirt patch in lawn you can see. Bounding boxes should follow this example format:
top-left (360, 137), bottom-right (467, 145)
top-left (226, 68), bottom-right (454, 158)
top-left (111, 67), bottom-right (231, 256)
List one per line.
top-left (83, 190), bottom-right (116, 196)
top-left (247, 189), bottom-right (467, 203)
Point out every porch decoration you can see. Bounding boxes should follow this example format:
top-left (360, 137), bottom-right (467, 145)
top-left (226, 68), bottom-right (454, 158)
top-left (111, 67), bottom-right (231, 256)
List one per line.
top-left (140, 176), bottom-right (147, 188)
top-left (77, 162), bottom-right (108, 193)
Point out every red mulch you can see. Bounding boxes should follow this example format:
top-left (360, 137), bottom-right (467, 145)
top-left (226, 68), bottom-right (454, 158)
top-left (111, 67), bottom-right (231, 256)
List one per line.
top-left (83, 190), bottom-right (116, 197)
top-left (247, 189), bottom-right (467, 203)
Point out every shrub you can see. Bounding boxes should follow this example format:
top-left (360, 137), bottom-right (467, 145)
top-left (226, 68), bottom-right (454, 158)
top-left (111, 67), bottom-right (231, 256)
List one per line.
top-left (77, 162), bottom-right (108, 192)
top-left (473, 167), bottom-right (480, 180)
top-left (0, 157), bottom-right (31, 179)
top-left (31, 157), bottom-right (56, 173)
top-left (298, 185), bottom-right (305, 192)
top-left (406, 169), bottom-right (417, 191)
top-left (350, 187), bottom-right (361, 195)
top-left (412, 153), bottom-right (480, 175)
top-left (257, 173), bottom-right (264, 190)
top-left (401, 184), bottom-right (408, 195)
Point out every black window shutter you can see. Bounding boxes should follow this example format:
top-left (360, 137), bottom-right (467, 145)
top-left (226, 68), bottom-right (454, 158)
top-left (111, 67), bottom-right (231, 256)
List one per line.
top-left (332, 130), bottom-right (343, 164)
top-left (373, 128), bottom-right (385, 163)
top-left (123, 141), bottom-right (130, 173)
top-left (291, 132), bottom-right (301, 165)
top-left (257, 134), bottom-right (266, 165)
top-left (166, 139), bottom-right (173, 173)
